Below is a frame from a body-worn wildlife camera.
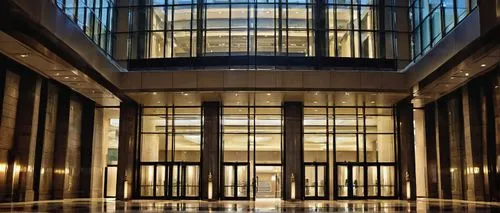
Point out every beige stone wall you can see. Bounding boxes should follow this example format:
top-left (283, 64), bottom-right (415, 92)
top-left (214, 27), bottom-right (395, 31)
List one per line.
top-left (64, 98), bottom-right (83, 198)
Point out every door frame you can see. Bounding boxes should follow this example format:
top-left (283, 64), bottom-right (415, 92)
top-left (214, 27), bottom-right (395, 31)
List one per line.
top-left (253, 163), bottom-right (282, 200)
top-left (221, 162), bottom-right (250, 200)
top-left (303, 162), bottom-right (328, 200)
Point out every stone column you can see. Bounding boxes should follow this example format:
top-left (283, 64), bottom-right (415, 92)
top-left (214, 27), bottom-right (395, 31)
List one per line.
top-left (396, 98), bottom-right (416, 200)
top-left (79, 99), bottom-right (95, 198)
top-left (436, 100), bottom-right (452, 199)
top-left (10, 73), bottom-right (41, 202)
top-left (0, 70), bottom-right (20, 201)
top-left (424, 104), bottom-right (439, 198)
top-left (200, 102), bottom-right (220, 200)
top-left (116, 101), bottom-right (139, 200)
top-left (283, 102), bottom-right (303, 200)
top-left (462, 85), bottom-right (486, 200)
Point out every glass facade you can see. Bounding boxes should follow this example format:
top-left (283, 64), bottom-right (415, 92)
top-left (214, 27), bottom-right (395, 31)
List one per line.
top-left (139, 106), bottom-right (202, 198)
top-left (121, 0), bottom-right (406, 61)
top-left (409, 0), bottom-right (477, 59)
top-left (304, 106), bottom-right (396, 198)
top-left (55, 0), bottom-right (115, 55)
top-left (97, 108), bottom-right (120, 198)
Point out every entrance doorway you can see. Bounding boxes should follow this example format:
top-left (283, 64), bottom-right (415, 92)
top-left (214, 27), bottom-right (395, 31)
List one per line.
top-left (254, 165), bottom-right (281, 199)
top-left (335, 163), bottom-right (396, 199)
top-left (304, 163), bottom-right (328, 199)
top-left (222, 163), bottom-right (249, 199)
top-left (169, 163), bottom-right (200, 199)
top-left (104, 166), bottom-right (117, 198)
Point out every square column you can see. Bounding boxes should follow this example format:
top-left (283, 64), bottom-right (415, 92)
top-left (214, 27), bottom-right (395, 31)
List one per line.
top-left (283, 102), bottom-right (303, 200)
top-left (200, 102), bottom-right (221, 200)
top-left (116, 102), bottom-right (139, 200)
top-left (396, 98), bottom-right (416, 200)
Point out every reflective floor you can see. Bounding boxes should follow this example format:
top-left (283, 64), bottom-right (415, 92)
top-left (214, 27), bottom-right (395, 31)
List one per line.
top-left (0, 198), bottom-right (499, 212)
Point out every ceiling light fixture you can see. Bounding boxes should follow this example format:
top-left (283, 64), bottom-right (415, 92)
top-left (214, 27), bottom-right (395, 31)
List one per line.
top-left (153, 92), bottom-right (157, 95)
top-left (266, 93), bottom-right (271, 96)
top-left (370, 101), bottom-right (375, 104)
top-left (266, 101), bottom-right (270, 103)
top-left (19, 54), bottom-right (29, 58)
top-left (183, 93), bottom-right (189, 96)
top-left (345, 92), bottom-right (350, 96)
top-left (313, 101), bottom-right (318, 104)
top-left (341, 101), bottom-right (346, 104)
top-left (481, 64), bottom-right (486, 67)
top-left (465, 73), bottom-right (469, 77)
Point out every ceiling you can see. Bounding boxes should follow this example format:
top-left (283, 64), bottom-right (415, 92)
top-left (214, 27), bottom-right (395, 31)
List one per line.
top-left (0, 31), bottom-right (120, 106)
top-left (127, 91), bottom-right (408, 107)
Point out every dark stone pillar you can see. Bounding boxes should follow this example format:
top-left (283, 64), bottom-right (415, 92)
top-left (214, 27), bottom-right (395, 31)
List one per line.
top-left (463, 84), bottom-right (486, 200)
top-left (424, 104), bottom-right (439, 198)
top-left (79, 99), bottom-right (95, 198)
top-left (283, 102), bottom-right (303, 200)
top-left (396, 98), bottom-right (416, 200)
top-left (436, 100), bottom-right (452, 199)
top-left (52, 88), bottom-right (71, 199)
top-left (200, 102), bottom-right (221, 200)
top-left (116, 101), bottom-right (139, 200)
top-left (314, 0), bottom-right (327, 59)
top-left (9, 74), bottom-right (41, 201)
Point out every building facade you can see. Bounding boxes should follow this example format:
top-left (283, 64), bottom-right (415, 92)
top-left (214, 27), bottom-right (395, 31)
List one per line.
top-left (0, 0), bottom-right (498, 202)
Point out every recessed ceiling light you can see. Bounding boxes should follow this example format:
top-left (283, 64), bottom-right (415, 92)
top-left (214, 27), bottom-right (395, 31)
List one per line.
top-left (237, 101), bottom-right (241, 104)
top-left (314, 109), bottom-right (318, 112)
top-left (266, 93), bottom-right (271, 96)
top-left (183, 93), bottom-right (189, 96)
top-left (313, 101), bottom-right (318, 104)
top-left (153, 92), bottom-right (157, 95)
top-left (55, 73), bottom-right (60, 76)
top-left (481, 64), bottom-right (486, 67)
top-left (370, 101), bottom-right (375, 104)
top-left (345, 92), bottom-right (350, 96)
top-left (235, 93), bottom-right (239, 96)
top-left (341, 101), bottom-right (346, 104)
top-left (92, 90), bottom-right (95, 93)
top-left (495, 86), bottom-right (499, 89)
top-left (19, 54), bottom-right (29, 58)
top-left (64, 77), bottom-right (69, 79)
top-left (450, 77), bottom-right (455, 80)
top-left (73, 77), bottom-right (77, 80)
top-left (157, 101), bottom-right (161, 104)
top-left (266, 101), bottom-right (270, 103)
top-left (465, 73), bottom-right (469, 76)
top-left (371, 93), bottom-right (377, 96)
top-left (314, 92), bottom-right (319, 95)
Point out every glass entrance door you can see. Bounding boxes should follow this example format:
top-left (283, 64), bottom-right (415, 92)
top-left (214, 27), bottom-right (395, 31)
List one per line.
top-left (104, 166), bottom-right (118, 198)
top-left (304, 163), bottom-right (327, 199)
top-left (223, 163), bottom-right (249, 199)
top-left (335, 163), bottom-right (364, 199)
top-left (139, 163), bottom-right (168, 198)
top-left (335, 163), bottom-right (396, 199)
top-left (168, 163), bottom-right (200, 199)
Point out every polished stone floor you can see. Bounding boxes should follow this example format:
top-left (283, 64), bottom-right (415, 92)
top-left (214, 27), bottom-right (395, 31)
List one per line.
top-left (0, 198), bottom-right (499, 212)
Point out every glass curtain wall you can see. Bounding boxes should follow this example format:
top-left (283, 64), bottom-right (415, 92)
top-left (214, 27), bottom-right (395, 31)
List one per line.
top-left (327, 0), bottom-right (380, 58)
top-left (410, 0), bottom-right (477, 59)
top-left (222, 106), bottom-right (283, 199)
top-left (139, 106), bottom-right (202, 198)
top-left (305, 106), bottom-right (396, 199)
top-left (55, 0), bottom-right (115, 54)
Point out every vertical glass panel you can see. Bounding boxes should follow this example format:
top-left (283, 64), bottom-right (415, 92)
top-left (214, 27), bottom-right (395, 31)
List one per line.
top-left (231, 30), bottom-right (248, 55)
top-left (336, 134), bottom-right (357, 162)
top-left (456, 0), bottom-right (468, 22)
top-left (336, 6), bottom-right (352, 30)
top-left (367, 166), bottom-right (377, 196)
top-left (255, 134), bottom-right (281, 163)
top-left (223, 134), bottom-right (248, 162)
top-left (224, 166), bottom-right (235, 197)
top-left (186, 165), bottom-right (199, 197)
top-left (257, 29), bottom-right (275, 55)
top-left (328, 31), bottom-right (336, 57)
top-left (337, 31), bottom-right (352, 57)
top-left (430, 8), bottom-right (442, 45)
top-left (173, 31), bottom-right (191, 57)
top-left (141, 134), bottom-right (166, 162)
top-left (317, 166), bottom-right (325, 197)
top-left (141, 165), bottom-right (154, 196)
top-left (353, 31), bottom-right (360, 57)
top-left (337, 166), bottom-right (348, 197)
top-left (288, 31), bottom-right (308, 56)
top-left (305, 166), bottom-right (316, 197)
top-left (288, 4), bottom-right (307, 29)
top-left (231, 5), bottom-right (248, 29)
top-left (237, 165), bottom-right (248, 197)
top-left (206, 5), bottom-right (230, 29)
top-left (361, 31), bottom-right (374, 58)
top-left (352, 166), bottom-right (364, 196)
top-left (171, 165), bottom-right (178, 196)
top-left (156, 165), bottom-right (166, 196)
top-left (174, 134), bottom-right (201, 162)
top-left (205, 30), bottom-right (229, 55)
top-left (443, 0), bottom-right (455, 33)
top-left (151, 7), bottom-right (166, 30)
top-left (380, 166), bottom-right (394, 196)
top-left (173, 6), bottom-right (192, 30)
top-left (421, 17), bottom-right (430, 51)
top-left (105, 167), bottom-right (117, 197)
top-left (150, 32), bottom-right (165, 58)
